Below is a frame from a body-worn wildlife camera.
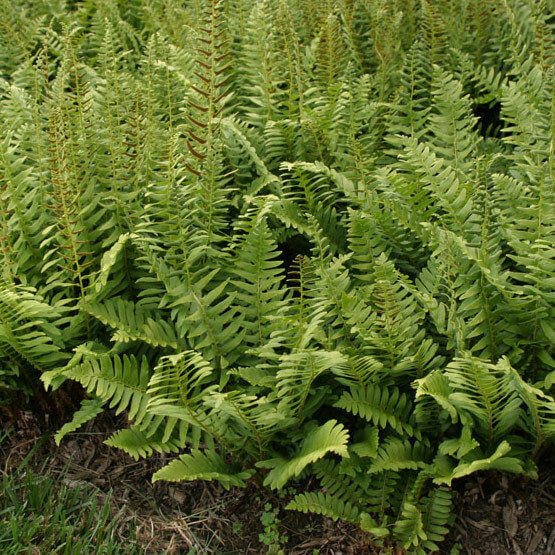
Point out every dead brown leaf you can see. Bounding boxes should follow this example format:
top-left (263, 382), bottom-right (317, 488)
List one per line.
top-left (502, 505), bottom-right (518, 537)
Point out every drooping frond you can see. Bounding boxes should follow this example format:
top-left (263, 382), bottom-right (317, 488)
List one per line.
top-left (152, 448), bottom-right (255, 489)
top-left (54, 398), bottom-right (104, 446)
top-left (258, 420), bottom-right (349, 489)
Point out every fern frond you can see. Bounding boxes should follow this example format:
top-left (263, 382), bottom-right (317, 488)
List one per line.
top-left (276, 350), bottom-right (347, 418)
top-left (0, 280), bottom-right (67, 394)
top-left (335, 385), bottom-right (417, 437)
top-left (152, 448), bottom-right (254, 489)
top-left (54, 397), bottom-right (104, 446)
top-left (500, 359), bottom-right (555, 453)
top-left (82, 298), bottom-right (180, 349)
top-left (446, 355), bottom-right (523, 444)
top-left (286, 492), bottom-right (360, 523)
top-left (258, 420), bottom-right (349, 489)
top-left (61, 353), bottom-right (151, 420)
top-left (146, 351), bottom-right (214, 421)
top-left (230, 219), bottom-right (286, 350)
top-left (393, 501), bottom-right (426, 549)
top-left (417, 486), bottom-right (453, 551)
top-left (433, 440), bottom-right (525, 486)
top-left (367, 438), bottom-right (430, 474)
top-left (105, 426), bottom-right (181, 460)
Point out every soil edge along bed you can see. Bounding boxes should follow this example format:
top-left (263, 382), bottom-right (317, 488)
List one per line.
top-left (1, 412), bottom-right (554, 553)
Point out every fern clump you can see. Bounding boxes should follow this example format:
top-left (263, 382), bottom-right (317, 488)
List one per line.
top-left (1, 0), bottom-right (553, 550)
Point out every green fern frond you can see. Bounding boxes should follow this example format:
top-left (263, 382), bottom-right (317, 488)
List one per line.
top-left (152, 448), bottom-right (254, 489)
top-left (258, 420), bottom-right (349, 489)
top-left (1, 1), bottom-right (552, 547)
top-left (0, 280), bottom-right (67, 393)
top-left (277, 350), bottom-right (347, 418)
top-left (414, 370), bottom-right (458, 422)
top-left (500, 359), bottom-right (555, 453)
top-left (146, 351), bottom-right (214, 421)
top-left (367, 438), bottom-right (430, 475)
top-left (82, 298), bottom-right (180, 349)
top-left (429, 66), bottom-right (481, 178)
top-left (393, 501), bottom-right (426, 549)
top-left (61, 353), bottom-right (151, 421)
top-left (105, 426), bottom-right (181, 460)
top-left (286, 491), bottom-right (360, 523)
top-left (417, 486), bottom-right (453, 551)
top-left (230, 219), bottom-right (286, 349)
top-left (54, 397), bottom-right (104, 446)
top-left (446, 355), bottom-right (523, 444)
top-left (335, 385), bottom-right (417, 437)
top-left (433, 440), bottom-right (525, 485)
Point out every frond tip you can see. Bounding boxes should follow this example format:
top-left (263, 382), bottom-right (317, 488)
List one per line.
top-left (152, 448), bottom-right (255, 489)
top-left (258, 420), bottom-right (349, 489)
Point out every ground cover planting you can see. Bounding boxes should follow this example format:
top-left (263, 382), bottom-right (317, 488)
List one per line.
top-left (0, 0), bottom-right (553, 552)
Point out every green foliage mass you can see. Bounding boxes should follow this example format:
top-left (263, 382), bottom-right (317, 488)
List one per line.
top-left (0, 0), bottom-right (553, 550)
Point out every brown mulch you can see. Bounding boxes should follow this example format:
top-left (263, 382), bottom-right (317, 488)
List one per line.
top-left (1, 403), bottom-right (553, 554)
top-left (441, 457), bottom-right (554, 555)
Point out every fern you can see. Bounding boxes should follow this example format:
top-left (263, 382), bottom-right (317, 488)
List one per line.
top-left (105, 427), bottom-right (181, 460)
top-left (0, 280), bottom-right (67, 398)
top-left (446, 355), bottom-right (523, 445)
top-left (286, 491), bottom-right (361, 523)
top-left (368, 438), bottom-right (430, 474)
top-left (60, 353), bottom-right (151, 418)
top-left (1, 1), bottom-right (553, 550)
top-left (258, 420), bottom-right (349, 489)
top-left (335, 385), bottom-right (417, 437)
top-left (433, 440), bottom-right (525, 486)
top-left (152, 448), bottom-right (254, 489)
top-left (54, 398), bottom-right (104, 446)
top-left (82, 298), bottom-right (180, 349)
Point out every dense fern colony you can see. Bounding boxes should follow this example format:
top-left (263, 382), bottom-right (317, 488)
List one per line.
top-left (1, 0), bottom-right (554, 549)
